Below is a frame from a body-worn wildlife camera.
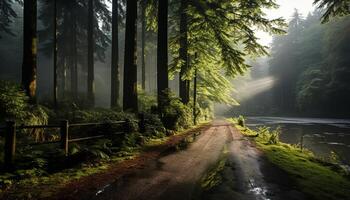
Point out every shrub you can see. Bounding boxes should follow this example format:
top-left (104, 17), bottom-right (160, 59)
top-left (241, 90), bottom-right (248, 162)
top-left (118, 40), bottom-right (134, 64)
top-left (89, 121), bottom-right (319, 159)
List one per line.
top-left (160, 90), bottom-right (193, 130)
top-left (257, 126), bottom-right (281, 145)
top-left (237, 115), bottom-right (245, 127)
top-left (143, 113), bottom-right (166, 138)
top-left (138, 86), bottom-right (157, 112)
top-left (0, 80), bottom-right (28, 122)
top-left (22, 105), bottom-right (50, 142)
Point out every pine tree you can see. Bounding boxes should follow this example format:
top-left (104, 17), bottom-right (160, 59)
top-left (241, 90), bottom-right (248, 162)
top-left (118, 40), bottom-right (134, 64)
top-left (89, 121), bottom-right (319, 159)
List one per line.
top-left (169, 0), bottom-right (285, 107)
top-left (157, 0), bottom-right (169, 112)
top-left (314, 0), bottom-right (350, 23)
top-left (39, 0), bottom-right (111, 105)
top-left (87, 0), bottom-right (94, 106)
top-left (179, 0), bottom-right (190, 104)
top-left (0, 0), bottom-right (21, 38)
top-left (21, 0), bottom-right (37, 101)
top-left (123, 0), bottom-right (138, 112)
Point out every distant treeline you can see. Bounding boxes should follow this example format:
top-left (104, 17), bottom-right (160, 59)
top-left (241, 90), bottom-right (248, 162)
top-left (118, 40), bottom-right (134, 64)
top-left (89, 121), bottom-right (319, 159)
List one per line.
top-left (232, 10), bottom-right (350, 118)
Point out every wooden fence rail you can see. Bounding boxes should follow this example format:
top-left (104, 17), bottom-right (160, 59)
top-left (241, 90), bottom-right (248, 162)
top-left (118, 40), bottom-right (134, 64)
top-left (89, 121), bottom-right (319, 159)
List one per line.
top-left (1, 117), bottom-right (146, 169)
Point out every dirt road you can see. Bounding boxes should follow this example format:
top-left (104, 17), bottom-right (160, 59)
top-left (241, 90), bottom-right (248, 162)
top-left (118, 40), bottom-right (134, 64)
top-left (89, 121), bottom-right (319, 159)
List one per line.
top-left (91, 120), bottom-right (306, 200)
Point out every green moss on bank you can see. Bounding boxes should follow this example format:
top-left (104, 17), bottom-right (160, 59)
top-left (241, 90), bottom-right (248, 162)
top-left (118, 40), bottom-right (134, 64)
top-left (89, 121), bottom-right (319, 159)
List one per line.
top-left (234, 121), bottom-right (350, 200)
top-left (200, 146), bottom-right (228, 191)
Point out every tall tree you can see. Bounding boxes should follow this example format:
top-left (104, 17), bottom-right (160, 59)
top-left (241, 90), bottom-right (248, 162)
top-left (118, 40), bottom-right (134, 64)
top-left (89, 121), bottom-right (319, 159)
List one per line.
top-left (53, 0), bottom-right (58, 107)
top-left (179, 0), bottom-right (190, 104)
top-left (22, 0), bottom-right (37, 100)
top-left (40, 0), bottom-right (111, 104)
top-left (157, 0), bottom-right (169, 111)
top-left (111, 0), bottom-right (120, 108)
top-left (141, 1), bottom-right (146, 90)
top-left (123, 0), bottom-right (138, 112)
top-left (314, 0), bottom-right (350, 23)
top-left (87, 0), bottom-right (95, 106)
top-left (71, 13), bottom-right (78, 101)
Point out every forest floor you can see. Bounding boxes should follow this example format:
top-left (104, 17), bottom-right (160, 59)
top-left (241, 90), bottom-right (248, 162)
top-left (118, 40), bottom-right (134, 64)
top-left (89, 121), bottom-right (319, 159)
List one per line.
top-left (47, 120), bottom-right (307, 200)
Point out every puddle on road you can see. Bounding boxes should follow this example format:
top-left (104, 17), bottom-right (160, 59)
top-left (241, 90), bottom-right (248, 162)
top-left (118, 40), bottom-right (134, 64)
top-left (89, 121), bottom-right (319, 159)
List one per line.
top-left (248, 178), bottom-right (272, 200)
top-left (95, 184), bottom-right (111, 196)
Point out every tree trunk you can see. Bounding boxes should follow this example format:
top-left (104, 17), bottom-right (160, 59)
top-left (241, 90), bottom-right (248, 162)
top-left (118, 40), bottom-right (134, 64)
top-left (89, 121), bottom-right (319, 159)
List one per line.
top-left (111, 0), bottom-right (120, 108)
top-left (157, 0), bottom-right (169, 111)
top-left (179, 0), bottom-right (189, 104)
top-left (193, 68), bottom-right (197, 125)
top-left (53, 0), bottom-right (58, 108)
top-left (22, 0), bottom-right (37, 101)
top-left (87, 0), bottom-right (95, 106)
top-left (123, 0), bottom-right (138, 112)
top-left (141, 2), bottom-right (146, 90)
top-left (71, 14), bottom-right (78, 101)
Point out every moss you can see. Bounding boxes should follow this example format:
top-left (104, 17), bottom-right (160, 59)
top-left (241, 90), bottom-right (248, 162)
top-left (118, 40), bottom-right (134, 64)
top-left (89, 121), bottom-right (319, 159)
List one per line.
top-left (200, 146), bottom-right (228, 191)
top-left (237, 124), bottom-right (350, 200)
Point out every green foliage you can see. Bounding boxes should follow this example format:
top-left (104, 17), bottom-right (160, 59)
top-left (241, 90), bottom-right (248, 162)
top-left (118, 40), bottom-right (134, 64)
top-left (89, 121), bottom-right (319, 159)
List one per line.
top-left (237, 115), bottom-right (245, 127)
top-left (160, 90), bottom-right (193, 130)
top-left (255, 126), bottom-right (281, 145)
top-left (314, 0), bottom-right (350, 23)
top-left (0, 80), bottom-right (28, 122)
top-left (143, 113), bottom-right (166, 138)
top-left (137, 85), bottom-right (157, 112)
top-left (269, 11), bottom-right (350, 116)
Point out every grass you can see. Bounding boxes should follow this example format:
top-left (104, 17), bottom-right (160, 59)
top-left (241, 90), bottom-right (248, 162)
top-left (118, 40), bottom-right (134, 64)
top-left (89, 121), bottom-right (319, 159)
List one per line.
top-left (200, 145), bottom-right (228, 191)
top-left (231, 118), bottom-right (350, 200)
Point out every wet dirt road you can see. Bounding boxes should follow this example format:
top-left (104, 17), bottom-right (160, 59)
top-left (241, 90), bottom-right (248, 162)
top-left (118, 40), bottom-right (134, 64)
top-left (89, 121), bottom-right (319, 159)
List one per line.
top-left (92, 120), bottom-right (306, 200)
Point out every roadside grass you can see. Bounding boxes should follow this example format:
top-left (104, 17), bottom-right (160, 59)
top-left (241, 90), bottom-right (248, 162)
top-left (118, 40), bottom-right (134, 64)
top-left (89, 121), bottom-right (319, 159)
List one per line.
top-left (200, 145), bottom-right (228, 191)
top-left (229, 118), bottom-right (350, 200)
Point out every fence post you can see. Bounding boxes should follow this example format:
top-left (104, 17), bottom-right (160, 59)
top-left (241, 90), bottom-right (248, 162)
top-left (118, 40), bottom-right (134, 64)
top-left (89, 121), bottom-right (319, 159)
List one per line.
top-left (4, 121), bottom-right (16, 169)
top-left (138, 113), bottom-right (146, 134)
top-left (60, 120), bottom-right (69, 156)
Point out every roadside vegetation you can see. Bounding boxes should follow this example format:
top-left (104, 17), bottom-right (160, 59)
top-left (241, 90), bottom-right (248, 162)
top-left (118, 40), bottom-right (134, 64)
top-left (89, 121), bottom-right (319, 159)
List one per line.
top-left (0, 81), bottom-right (211, 199)
top-left (229, 117), bottom-right (350, 200)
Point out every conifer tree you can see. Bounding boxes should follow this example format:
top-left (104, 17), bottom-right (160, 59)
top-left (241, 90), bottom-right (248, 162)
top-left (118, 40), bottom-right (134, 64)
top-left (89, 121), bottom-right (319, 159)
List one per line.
top-left (314, 0), bottom-right (350, 23)
top-left (123, 0), bottom-right (138, 112)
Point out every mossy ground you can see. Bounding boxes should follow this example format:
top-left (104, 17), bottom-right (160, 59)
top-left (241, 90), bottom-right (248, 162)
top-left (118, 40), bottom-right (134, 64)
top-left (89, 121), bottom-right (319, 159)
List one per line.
top-left (200, 146), bottom-right (228, 191)
top-left (235, 121), bottom-right (350, 200)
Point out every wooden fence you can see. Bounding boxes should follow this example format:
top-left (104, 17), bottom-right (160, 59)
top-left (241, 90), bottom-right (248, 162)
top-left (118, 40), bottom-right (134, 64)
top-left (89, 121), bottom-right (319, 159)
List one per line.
top-left (0, 115), bottom-right (146, 169)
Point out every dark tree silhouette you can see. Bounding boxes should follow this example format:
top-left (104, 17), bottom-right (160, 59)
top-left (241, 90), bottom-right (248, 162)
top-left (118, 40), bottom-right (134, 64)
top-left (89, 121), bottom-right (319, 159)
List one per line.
top-left (179, 0), bottom-right (190, 104)
top-left (21, 0), bottom-right (37, 101)
top-left (123, 0), bottom-right (138, 112)
top-left (111, 0), bottom-right (120, 108)
top-left (87, 0), bottom-right (95, 106)
top-left (157, 0), bottom-right (169, 111)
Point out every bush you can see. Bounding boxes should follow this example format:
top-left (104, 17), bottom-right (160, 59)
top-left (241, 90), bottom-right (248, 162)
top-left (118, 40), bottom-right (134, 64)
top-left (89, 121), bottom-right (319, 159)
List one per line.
top-left (257, 126), bottom-right (281, 145)
top-left (138, 86), bottom-right (157, 112)
top-left (237, 115), bottom-right (245, 127)
top-left (143, 113), bottom-right (166, 138)
top-left (160, 90), bottom-right (193, 130)
top-left (0, 80), bottom-right (28, 122)
top-left (22, 105), bottom-right (50, 142)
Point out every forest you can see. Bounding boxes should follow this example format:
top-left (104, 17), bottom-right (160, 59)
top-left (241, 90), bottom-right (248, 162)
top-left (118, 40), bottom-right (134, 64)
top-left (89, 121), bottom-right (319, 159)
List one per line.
top-left (230, 8), bottom-right (350, 117)
top-left (0, 0), bottom-right (350, 200)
